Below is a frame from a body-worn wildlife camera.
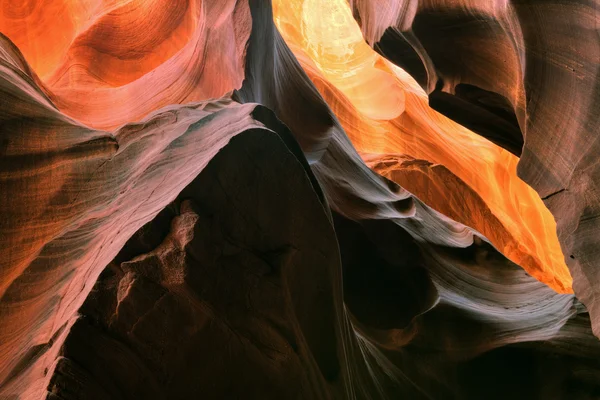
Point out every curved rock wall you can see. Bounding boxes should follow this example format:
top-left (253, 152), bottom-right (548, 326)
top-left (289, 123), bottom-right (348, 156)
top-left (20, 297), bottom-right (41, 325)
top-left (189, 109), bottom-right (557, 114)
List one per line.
top-left (0, 0), bottom-right (598, 398)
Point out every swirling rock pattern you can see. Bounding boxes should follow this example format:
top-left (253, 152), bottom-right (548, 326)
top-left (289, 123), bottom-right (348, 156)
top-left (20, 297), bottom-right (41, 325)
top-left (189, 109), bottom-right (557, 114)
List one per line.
top-left (271, 0), bottom-right (572, 294)
top-left (349, 0), bottom-right (600, 337)
top-left (0, 0), bottom-right (598, 398)
top-left (0, 0), bottom-right (251, 129)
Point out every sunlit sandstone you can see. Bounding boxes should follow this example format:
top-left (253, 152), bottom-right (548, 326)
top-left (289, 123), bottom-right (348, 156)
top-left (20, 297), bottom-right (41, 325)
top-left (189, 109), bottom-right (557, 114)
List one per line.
top-left (272, 0), bottom-right (572, 293)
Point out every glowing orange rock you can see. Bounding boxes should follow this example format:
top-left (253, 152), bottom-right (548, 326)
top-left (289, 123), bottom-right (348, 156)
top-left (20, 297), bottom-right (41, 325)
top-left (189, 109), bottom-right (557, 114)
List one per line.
top-left (272, 0), bottom-right (572, 293)
top-left (0, 0), bottom-right (573, 294)
top-left (0, 0), bottom-right (250, 130)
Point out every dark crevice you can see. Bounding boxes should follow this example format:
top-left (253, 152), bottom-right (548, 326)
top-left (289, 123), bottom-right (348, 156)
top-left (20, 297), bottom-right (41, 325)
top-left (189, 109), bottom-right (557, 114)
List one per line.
top-left (429, 84), bottom-right (524, 156)
top-left (541, 188), bottom-right (566, 201)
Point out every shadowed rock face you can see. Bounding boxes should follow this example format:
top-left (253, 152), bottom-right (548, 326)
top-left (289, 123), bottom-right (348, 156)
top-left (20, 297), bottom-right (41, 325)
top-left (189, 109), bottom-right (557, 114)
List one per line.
top-left (269, 0), bottom-right (574, 295)
top-left (350, 0), bottom-right (600, 337)
top-left (1, 0), bottom-right (599, 399)
top-left (49, 130), bottom-right (349, 399)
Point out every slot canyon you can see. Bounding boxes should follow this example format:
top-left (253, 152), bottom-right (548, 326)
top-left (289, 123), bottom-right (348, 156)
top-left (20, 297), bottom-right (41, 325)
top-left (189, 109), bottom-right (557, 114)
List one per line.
top-left (0, 0), bottom-right (598, 398)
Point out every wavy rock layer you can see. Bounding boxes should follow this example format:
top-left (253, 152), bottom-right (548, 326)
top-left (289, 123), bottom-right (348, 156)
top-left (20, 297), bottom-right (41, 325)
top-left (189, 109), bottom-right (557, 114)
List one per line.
top-left (49, 129), bottom-right (352, 400)
top-left (349, 0), bottom-right (600, 336)
top-left (0, 0), bottom-right (599, 399)
top-left (0, 0), bottom-right (251, 129)
top-left (235, 3), bottom-right (600, 398)
top-left (271, 0), bottom-right (572, 294)
top-left (0, 33), bottom-right (283, 396)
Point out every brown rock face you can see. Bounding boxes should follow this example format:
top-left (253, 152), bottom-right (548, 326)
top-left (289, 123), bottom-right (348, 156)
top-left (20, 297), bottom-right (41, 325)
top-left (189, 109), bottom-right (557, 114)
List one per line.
top-left (349, 0), bottom-right (600, 336)
top-left (1, 0), bottom-right (599, 399)
top-left (49, 130), bottom-right (350, 399)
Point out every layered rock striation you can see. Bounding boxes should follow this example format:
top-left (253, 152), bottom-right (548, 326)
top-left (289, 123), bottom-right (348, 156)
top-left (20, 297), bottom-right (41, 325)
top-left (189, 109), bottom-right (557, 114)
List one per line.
top-left (0, 0), bottom-right (599, 398)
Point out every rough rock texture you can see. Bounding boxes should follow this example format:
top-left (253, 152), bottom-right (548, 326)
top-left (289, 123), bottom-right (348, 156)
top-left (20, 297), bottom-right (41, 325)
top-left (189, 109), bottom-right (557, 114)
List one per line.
top-left (1, 0), bottom-right (599, 398)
